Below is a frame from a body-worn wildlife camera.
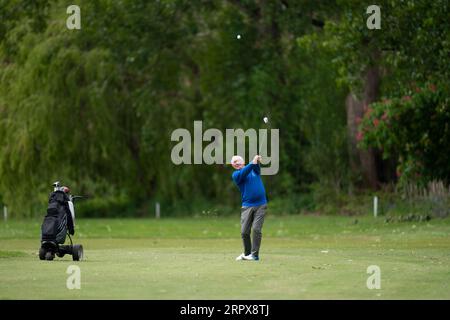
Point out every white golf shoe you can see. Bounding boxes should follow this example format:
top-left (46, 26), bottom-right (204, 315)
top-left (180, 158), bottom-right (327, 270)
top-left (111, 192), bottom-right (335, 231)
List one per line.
top-left (243, 254), bottom-right (259, 261)
top-left (235, 253), bottom-right (245, 261)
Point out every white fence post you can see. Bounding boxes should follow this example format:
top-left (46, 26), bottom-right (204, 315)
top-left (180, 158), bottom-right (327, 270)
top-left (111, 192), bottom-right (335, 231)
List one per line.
top-left (155, 202), bottom-right (160, 219)
top-left (373, 196), bottom-right (378, 218)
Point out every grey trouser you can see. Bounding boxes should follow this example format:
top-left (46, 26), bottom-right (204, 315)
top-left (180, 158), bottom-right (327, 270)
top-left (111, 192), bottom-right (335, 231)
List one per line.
top-left (240, 204), bottom-right (267, 257)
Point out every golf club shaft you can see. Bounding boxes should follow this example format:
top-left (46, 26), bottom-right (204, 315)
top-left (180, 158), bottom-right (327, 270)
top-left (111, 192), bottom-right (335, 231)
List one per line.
top-left (259, 123), bottom-right (271, 157)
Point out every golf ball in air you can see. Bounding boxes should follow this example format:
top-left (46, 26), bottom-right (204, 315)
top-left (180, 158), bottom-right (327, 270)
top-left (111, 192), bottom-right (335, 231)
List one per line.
top-left (237, 34), bottom-right (241, 39)
top-left (263, 117), bottom-right (268, 123)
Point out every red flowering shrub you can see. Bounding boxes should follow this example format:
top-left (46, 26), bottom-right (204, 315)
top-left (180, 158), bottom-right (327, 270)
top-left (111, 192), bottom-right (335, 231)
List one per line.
top-left (357, 82), bottom-right (449, 183)
top-left (372, 118), bottom-right (380, 127)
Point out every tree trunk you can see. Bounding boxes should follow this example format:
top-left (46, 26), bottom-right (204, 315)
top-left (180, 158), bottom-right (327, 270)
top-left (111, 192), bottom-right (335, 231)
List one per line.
top-left (346, 65), bottom-right (381, 189)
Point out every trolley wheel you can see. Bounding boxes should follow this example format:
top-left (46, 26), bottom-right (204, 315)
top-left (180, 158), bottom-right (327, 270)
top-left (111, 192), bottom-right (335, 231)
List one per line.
top-left (72, 244), bottom-right (83, 261)
top-left (39, 247), bottom-right (46, 260)
top-left (45, 251), bottom-right (54, 261)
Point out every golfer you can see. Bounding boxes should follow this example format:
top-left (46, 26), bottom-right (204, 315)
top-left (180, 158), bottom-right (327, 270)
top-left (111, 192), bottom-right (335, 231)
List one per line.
top-left (231, 155), bottom-right (267, 261)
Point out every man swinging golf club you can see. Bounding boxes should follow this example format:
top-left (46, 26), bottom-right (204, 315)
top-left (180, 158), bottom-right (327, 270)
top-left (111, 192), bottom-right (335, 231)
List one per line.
top-left (231, 154), bottom-right (267, 261)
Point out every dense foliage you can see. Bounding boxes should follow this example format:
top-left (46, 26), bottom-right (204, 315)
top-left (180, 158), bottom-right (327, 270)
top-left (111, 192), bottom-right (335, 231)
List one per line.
top-left (359, 83), bottom-right (449, 183)
top-left (0, 0), bottom-right (448, 216)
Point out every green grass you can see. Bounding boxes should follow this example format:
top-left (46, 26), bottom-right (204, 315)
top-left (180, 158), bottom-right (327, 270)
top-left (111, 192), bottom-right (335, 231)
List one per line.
top-left (0, 215), bottom-right (449, 299)
top-left (0, 250), bottom-right (28, 258)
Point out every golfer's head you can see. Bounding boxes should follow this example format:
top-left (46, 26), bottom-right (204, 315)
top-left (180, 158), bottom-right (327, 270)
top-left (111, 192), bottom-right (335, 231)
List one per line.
top-left (231, 155), bottom-right (244, 170)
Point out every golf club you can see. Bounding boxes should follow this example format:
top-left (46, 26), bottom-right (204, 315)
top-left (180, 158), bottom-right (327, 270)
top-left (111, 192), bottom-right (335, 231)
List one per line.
top-left (259, 115), bottom-right (271, 158)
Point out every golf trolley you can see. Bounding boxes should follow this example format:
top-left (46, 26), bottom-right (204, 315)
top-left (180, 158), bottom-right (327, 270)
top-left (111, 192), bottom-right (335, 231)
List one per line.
top-left (39, 181), bottom-right (84, 261)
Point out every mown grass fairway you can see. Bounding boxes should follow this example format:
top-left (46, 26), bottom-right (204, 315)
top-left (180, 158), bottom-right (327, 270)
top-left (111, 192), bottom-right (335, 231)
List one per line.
top-left (1, 215), bottom-right (449, 299)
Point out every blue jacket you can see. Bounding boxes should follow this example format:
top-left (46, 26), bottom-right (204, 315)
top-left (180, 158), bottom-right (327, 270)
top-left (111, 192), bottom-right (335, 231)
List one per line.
top-left (232, 163), bottom-right (267, 207)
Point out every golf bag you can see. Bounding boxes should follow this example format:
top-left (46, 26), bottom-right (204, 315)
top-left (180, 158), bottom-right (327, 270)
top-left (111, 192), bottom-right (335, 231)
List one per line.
top-left (41, 190), bottom-right (74, 244)
top-left (39, 182), bottom-right (84, 261)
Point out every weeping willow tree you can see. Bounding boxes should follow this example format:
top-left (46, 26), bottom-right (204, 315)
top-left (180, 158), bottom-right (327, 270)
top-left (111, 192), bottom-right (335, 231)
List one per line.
top-left (0, 2), bottom-right (141, 216)
top-left (0, 0), bottom-right (214, 216)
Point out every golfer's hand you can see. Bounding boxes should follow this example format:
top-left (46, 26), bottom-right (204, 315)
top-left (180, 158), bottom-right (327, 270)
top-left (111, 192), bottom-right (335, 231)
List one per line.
top-left (252, 155), bottom-right (262, 164)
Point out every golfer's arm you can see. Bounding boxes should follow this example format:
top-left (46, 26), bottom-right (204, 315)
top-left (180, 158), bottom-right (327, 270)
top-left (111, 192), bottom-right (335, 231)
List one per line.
top-left (233, 163), bottom-right (256, 184)
top-left (253, 163), bottom-right (261, 175)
